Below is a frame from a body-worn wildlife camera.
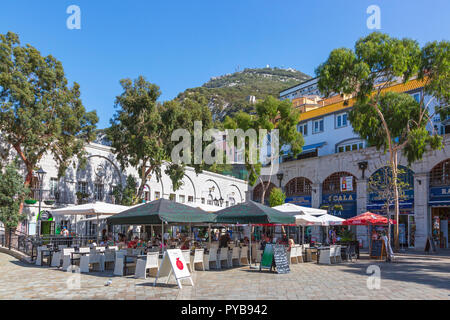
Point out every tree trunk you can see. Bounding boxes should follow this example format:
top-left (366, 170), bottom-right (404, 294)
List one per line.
top-left (392, 152), bottom-right (400, 251)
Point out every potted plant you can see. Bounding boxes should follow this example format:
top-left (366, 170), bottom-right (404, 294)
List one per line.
top-left (44, 200), bottom-right (55, 205)
top-left (76, 191), bottom-right (89, 204)
top-left (24, 199), bottom-right (37, 204)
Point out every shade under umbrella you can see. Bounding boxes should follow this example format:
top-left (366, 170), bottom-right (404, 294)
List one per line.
top-left (215, 200), bottom-right (295, 225)
top-left (343, 212), bottom-right (397, 226)
top-left (106, 198), bottom-right (216, 225)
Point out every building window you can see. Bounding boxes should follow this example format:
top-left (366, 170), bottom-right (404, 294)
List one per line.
top-left (337, 141), bottom-right (365, 153)
top-left (169, 193), bottom-right (176, 201)
top-left (94, 183), bottom-right (104, 201)
top-left (77, 181), bottom-right (88, 194)
top-left (201, 197), bottom-right (205, 204)
top-left (297, 123), bottom-right (308, 136)
top-left (335, 112), bottom-right (348, 128)
top-left (313, 119), bottom-right (324, 134)
top-left (155, 191), bottom-right (161, 200)
top-left (179, 195), bottom-right (185, 203)
top-left (49, 178), bottom-right (59, 198)
top-left (188, 196), bottom-right (194, 203)
top-left (412, 92), bottom-right (421, 103)
top-left (207, 195), bottom-right (213, 205)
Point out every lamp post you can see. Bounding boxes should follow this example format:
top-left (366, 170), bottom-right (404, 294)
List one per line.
top-left (36, 167), bottom-right (46, 236)
top-left (276, 172), bottom-right (284, 188)
top-left (219, 196), bottom-right (224, 207)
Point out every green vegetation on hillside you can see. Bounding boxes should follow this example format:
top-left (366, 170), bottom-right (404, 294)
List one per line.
top-left (176, 67), bottom-right (311, 120)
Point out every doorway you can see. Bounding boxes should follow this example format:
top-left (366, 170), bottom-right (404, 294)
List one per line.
top-left (431, 207), bottom-right (450, 249)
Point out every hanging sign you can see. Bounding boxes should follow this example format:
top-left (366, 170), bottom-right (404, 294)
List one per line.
top-left (340, 176), bottom-right (353, 192)
top-left (37, 210), bottom-right (53, 221)
top-left (154, 249), bottom-right (193, 289)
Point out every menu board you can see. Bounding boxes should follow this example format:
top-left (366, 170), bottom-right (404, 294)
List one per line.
top-left (424, 237), bottom-right (437, 253)
top-left (260, 244), bottom-right (274, 270)
top-left (273, 245), bottom-right (290, 274)
top-left (370, 240), bottom-right (386, 259)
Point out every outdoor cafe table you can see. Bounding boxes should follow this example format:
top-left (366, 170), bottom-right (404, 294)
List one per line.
top-left (70, 251), bottom-right (89, 266)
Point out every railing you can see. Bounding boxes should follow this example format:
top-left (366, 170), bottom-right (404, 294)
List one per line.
top-left (26, 189), bottom-right (118, 206)
top-left (0, 228), bottom-right (97, 261)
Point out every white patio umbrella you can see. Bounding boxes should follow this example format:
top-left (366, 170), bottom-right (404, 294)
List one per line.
top-left (51, 202), bottom-right (130, 238)
top-left (272, 203), bottom-right (324, 244)
top-left (315, 214), bottom-right (345, 226)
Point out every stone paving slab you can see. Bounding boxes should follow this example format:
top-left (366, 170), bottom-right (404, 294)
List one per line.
top-left (0, 252), bottom-right (449, 300)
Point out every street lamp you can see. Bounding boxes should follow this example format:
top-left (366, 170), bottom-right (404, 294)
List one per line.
top-left (36, 167), bottom-right (46, 236)
top-left (219, 196), bottom-right (224, 207)
top-left (276, 172), bottom-right (284, 188)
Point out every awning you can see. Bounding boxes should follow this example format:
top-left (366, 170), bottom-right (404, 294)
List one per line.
top-left (366, 202), bottom-right (413, 210)
top-left (302, 142), bottom-right (326, 153)
top-left (428, 200), bottom-right (450, 207)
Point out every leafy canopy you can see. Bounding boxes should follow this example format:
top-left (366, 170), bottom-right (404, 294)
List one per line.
top-left (0, 163), bottom-right (29, 229)
top-left (0, 32), bottom-right (98, 179)
top-left (269, 187), bottom-right (286, 207)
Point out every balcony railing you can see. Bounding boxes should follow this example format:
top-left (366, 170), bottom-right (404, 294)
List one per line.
top-left (26, 189), bottom-right (117, 206)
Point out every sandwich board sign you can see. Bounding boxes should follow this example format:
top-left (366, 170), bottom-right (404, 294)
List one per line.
top-left (153, 249), bottom-right (193, 289)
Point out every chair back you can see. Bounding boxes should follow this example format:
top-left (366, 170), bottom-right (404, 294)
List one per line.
top-left (79, 247), bottom-right (90, 253)
top-left (209, 247), bottom-right (218, 260)
top-left (335, 245), bottom-right (341, 257)
top-left (295, 245), bottom-right (302, 257)
top-left (329, 246), bottom-right (336, 257)
top-left (193, 249), bottom-right (204, 263)
top-left (303, 243), bottom-right (310, 248)
top-left (62, 248), bottom-right (75, 255)
top-left (115, 251), bottom-right (125, 260)
top-left (133, 248), bottom-right (144, 256)
top-left (240, 246), bottom-right (248, 258)
top-left (290, 246), bottom-right (297, 259)
top-left (58, 245), bottom-right (67, 250)
top-left (108, 246), bottom-right (118, 251)
top-left (181, 250), bottom-right (191, 264)
top-left (219, 247), bottom-right (228, 260)
top-left (104, 249), bottom-right (116, 262)
top-left (231, 246), bottom-right (240, 259)
top-left (145, 252), bottom-right (159, 268)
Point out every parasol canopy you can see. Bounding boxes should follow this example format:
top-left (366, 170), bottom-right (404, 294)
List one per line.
top-left (343, 212), bottom-right (397, 226)
top-left (106, 198), bottom-right (216, 225)
top-left (215, 200), bottom-right (295, 225)
top-left (272, 203), bottom-right (323, 226)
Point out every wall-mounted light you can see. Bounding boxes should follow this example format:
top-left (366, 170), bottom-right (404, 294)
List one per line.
top-left (358, 161), bottom-right (368, 179)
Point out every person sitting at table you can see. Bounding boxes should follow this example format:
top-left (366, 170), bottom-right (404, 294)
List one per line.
top-left (127, 236), bottom-right (139, 249)
top-left (287, 238), bottom-right (295, 251)
top-left (243, 237), bottom-right (249, 246)
top-left (181, 239), bottom-right (190, 250)
top-left (219, 233), bottom-right (230, 248)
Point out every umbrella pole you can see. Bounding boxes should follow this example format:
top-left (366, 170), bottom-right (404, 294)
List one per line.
top-left (97, 213), bottom-right (99, 244)
top-left (249, 223), bottom-right (252, 267)
top-left (162, 221), bottom-right (164, 253)
top-left (208, 224), bottom-right (211, 248)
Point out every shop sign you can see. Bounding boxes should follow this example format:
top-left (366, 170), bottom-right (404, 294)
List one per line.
top-left (429, 186), bottom-right (450, 201)
top-left (368, 189), bottom-right (414, 204)
top-left (285, 196), bottom-right (311, 207)
top-left (340, 176), bottom-right (353, 192)
top-left (324, 193), bottom-right (356, 203)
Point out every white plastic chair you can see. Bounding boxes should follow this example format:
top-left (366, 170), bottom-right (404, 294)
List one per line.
top-left (240, 246), bottom-right (249, 265)
top-left (219, 248), bottom-right (230, 268)
top-left (334, 245), bottom-right (342, 263)
top-left (135, 252), bottom-right (159, 279)
top-left (329, 246), bottom-right (336, 264)
top-left (229, 246), bottom-right (241, 267)
top-left (113, 250), bottom-right (126, 276)
top-left (289, 246), bottom-right (298, 264)
top-left (104, 249), bottom-right (116, 270)
top-left (295, 245), bottom-right (304, 263)
top-left (182, 250), bottom-right (193, 272)
top-left (80, 251), bottom-right (104, 273)
top-left (61, 248), bottom-right (75, 271)
top-left (35, 246), bottom-right (48, 266)
top-left (207, 247), bottom-right (219, 270)
top-left (318, 248), bottom-right (332, 264)
top-left (192, 249), bottom-right (205, 271)
top-left (108, 246), bottom-right (118, 251)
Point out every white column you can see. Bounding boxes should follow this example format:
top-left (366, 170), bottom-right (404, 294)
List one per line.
top-left (414, 172), bottom-right (429, 250)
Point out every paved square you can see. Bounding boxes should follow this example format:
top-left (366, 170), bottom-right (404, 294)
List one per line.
top-left (0, 252), bottom-right (448, 300)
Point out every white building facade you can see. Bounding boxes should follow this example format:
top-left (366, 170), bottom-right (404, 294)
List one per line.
top-left (16, 142), bottom-right (248, 236)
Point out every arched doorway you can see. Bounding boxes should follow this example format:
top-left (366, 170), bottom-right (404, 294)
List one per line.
top-left (367, 165), bottom-right (415, 248)
top-left (429, 159), bottom-right (450, 249)
top-left (285, 177), bottom-right (313, 207)
top-left (321, 172), bottom-right (357, 218)
top-left (252, 181), bottom-right (276, 205)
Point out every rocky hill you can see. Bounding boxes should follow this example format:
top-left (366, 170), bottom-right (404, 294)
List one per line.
top-left (176, 67), bottom-right (311, 120)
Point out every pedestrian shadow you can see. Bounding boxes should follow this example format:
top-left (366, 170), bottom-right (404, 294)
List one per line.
top-left (138, 282), bottom-right (179, 289)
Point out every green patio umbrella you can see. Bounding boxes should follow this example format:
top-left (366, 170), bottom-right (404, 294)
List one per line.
top-left (106, 198), bottom-right (216, 225)
top-left (215, 200), bottom-right (295, 225)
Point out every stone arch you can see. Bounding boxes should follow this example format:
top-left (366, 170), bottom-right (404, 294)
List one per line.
top-left (322, 171), bottom-right (357, 194)
top-left (252, 181), bottom-right (276, 203)
top-left (205, 179), bottom-right (222, 198)
top-left (285, 177), bottom-right (313, 197)
top-left (229, 184), bottom-right (243, 203)
top-left (183, 173), bottom-right (197, 201)
top-left (430, 159), bottom-right (450, 187)
top-left (86, 155), bottom-right (123, 185)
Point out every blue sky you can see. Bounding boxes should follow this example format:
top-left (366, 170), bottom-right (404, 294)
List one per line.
top-left (1, 0), bottom-right (449, 128)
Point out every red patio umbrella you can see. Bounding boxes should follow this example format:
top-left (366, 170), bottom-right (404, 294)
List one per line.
top-left (343, 212), bottom-right (396, 225)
